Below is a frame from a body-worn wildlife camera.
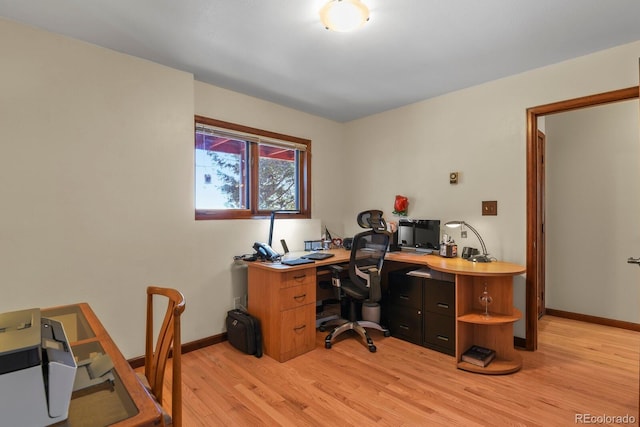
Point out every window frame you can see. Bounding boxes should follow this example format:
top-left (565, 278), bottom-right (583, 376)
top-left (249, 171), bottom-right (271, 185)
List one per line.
top-left (195, 115), bottom-right (311, 220)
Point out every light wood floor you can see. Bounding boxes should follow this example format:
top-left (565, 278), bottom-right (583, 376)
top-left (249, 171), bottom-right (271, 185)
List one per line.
top-left (164, 316), bottom-right (639, 426)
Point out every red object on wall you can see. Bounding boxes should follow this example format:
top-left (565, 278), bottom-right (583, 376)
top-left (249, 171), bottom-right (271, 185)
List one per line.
top-left (393, 195), bottom-right (408, 216)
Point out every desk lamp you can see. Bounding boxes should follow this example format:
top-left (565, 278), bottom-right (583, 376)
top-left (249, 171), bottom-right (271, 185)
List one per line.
top-left (268, 210), bottom-right (300, 251)
top-left (444, 221), bottom-right (492, 263)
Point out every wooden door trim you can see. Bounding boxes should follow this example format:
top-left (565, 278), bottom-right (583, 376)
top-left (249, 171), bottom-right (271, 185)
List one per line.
top-left (525, 86), bottom-right (639, 351)
top-left (536, 129), bottom-right (545, 319)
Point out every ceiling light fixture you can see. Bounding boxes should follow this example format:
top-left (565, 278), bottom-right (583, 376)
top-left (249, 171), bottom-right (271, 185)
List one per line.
top-left (320, 0), bottom-right (370, 32)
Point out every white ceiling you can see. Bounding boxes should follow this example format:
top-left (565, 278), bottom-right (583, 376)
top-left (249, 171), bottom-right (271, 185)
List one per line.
top-left (2, 0), bottom-right (640, 122)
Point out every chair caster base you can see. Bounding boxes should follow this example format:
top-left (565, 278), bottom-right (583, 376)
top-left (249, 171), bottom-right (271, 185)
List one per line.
top-left (324, 319), bottom-right (386, 352)
top-left (325, 333), bottom-right (334, 349)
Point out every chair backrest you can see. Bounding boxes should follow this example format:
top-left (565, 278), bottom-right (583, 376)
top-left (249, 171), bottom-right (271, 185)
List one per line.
top-left (348, 211), bottom-right (391, 302)
top-left (145, 286), bottom-right (186, 427)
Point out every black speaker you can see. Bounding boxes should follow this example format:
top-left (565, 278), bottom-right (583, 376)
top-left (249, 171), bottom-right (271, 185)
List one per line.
top-left (343, 237), bottom-right (353, 250)
top-left (461, 247), bottom-right (479, 259)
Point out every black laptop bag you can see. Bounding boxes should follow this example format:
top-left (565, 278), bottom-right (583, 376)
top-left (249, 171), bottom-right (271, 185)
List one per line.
top-left (226, 309), bottom-right (263, 358)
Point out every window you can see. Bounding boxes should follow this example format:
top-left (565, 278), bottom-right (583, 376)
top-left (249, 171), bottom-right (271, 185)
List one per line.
top-left (195, 116), bottom-right (311, 220)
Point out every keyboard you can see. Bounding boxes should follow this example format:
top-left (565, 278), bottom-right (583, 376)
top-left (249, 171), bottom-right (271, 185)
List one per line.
top-left (281, 258), bottom-right (315, 266)
top-left (301, 252), bottom-right (335, 260)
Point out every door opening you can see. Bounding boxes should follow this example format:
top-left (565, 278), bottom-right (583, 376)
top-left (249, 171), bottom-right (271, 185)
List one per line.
top-left (525, 86), bottom-right (639, 351)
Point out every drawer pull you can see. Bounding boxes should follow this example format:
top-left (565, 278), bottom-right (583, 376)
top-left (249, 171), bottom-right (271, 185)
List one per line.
top-left (436, 335), bottom-right (449, 341)
top-left (293, 325), bottom-right (307, 332)
top-left (437, 303), bottom-right (449, 309)
top-left (293, 274), bottom-right (307, 281)
top-left (399, 295), bottom-right (409, 300)
top-left (399, 324), bottom-right (409, 330)
top-left (293, 293), bottom-right (307, 301)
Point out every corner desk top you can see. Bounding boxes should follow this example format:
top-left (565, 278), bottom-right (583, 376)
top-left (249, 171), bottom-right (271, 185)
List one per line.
top-left (246, 248), bottom-right (525, 277)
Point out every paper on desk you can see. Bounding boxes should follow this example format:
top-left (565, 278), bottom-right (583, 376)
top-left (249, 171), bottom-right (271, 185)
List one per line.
top-left (406, 268), bottom-right (433, 278)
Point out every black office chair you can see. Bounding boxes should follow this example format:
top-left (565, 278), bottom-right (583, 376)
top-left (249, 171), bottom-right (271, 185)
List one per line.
top-left (323, 210), bottom-right (391, 352)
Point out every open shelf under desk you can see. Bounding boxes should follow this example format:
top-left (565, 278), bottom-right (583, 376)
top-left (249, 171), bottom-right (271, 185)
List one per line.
top-left (457, 353), bottom-right (523, 375)
top-left (457, 308), bottom-right (522, 325)
top-left (456, 319), bottom-right (522, 375)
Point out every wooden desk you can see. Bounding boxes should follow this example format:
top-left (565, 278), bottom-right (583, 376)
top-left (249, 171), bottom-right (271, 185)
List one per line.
top-left (247, 249), bottom-right (525, 374)
top-left (43, 303), bottom-right (162, 427)
top-left (247, 250), bottom-right (350, 362)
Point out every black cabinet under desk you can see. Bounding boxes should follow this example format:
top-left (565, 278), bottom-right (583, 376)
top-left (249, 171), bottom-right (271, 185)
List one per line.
top-left (386, 273), bottom-right (423, 345)
top-left (385, 267), bottom-right (456, 356)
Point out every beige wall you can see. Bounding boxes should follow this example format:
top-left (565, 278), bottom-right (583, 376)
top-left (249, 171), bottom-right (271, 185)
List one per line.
top-left (1, 16), bottom-right (639, 354)
top-left (344, 41), bottom-right (640, 335)
top-left (0, 18), bottom-right (194, 358)
top-left (546, 100), bottom-right (639, 322)
top-left (0, 18), bottom-right (342, 358)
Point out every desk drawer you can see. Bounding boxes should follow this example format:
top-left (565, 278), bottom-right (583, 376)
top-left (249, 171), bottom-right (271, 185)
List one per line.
top-left (278, 305), bottom-right (315, 362)
top-left (387, 305), bottom-right (422, 345)
top-left (423, 279), bottom-right (455, 316)
top-left (424, 312), bottom-right (455, 355)
top-left (279, 282), bottom-right (315, 311)
top-left (388, 274), bottom-right (423, 309)
top-left (281, 268), bottom-right (315, 289)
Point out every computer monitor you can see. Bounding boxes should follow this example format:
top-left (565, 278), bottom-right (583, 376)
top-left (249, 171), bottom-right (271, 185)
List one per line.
top-left (398, 220), bottom-right (414, 247)
top-left (398, 219), bottom-right (440, 250)
top-left (414, 220), bottom-right (440, 250)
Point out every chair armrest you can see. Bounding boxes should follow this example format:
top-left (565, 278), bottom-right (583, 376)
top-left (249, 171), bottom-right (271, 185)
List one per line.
top-left (329, 264), bottom-right (344, 291)
top-left (367, 268), bottom-right (382, 302)
top-left (329, 265), bottom-right (344, 274)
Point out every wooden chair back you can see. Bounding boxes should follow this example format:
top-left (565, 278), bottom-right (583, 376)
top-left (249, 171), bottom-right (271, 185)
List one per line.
top-left (145, 286), bottom-right (186, 426)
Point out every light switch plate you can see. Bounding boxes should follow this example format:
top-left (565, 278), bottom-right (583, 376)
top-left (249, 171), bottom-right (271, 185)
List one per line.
top-left (482, 201), bottom-right (497, 216)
